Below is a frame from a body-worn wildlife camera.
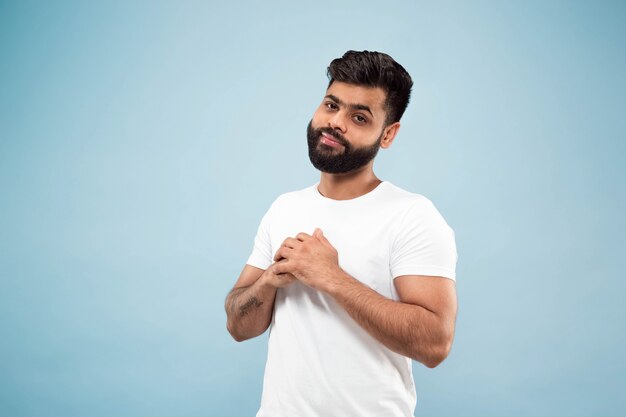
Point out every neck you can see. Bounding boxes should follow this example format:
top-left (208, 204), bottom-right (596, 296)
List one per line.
top-left (317, 164), bottom-right (382, 200)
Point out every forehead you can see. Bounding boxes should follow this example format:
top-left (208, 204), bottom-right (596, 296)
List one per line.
top-left (325, 82), bottom-right (387, 115)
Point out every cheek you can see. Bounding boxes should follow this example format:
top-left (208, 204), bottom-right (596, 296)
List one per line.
top-left (311, 107), bottom-right (328, 125)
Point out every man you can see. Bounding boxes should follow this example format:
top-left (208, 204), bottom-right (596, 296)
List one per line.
top-left (225, 50), bottom-right (458, 417)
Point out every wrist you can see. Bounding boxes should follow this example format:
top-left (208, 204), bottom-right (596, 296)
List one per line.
top-left (259, 265), bottom-right (293, 291)
top-left (257, 268), bottom-right (279, 290)
top-left (324, 268), bottom-right (354, 297)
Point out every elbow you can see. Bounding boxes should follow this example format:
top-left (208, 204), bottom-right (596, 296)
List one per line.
top-left (226, 322), bottom-right (249, 343)
top-left (423, 322), bottom-right (456, 368)
top-left (227, 318), bottom-right (267, 342)
top-left (423, 344), bottom-right (451, 369)
top-left (418, 336), bottom-right (454, 369)
top-left (229, 332), bottom-right (247, 343)
top-left (423, 351), bottom-right (448, 368)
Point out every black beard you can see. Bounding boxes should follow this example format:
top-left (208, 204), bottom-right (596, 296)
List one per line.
top-left (306, 121), bottom-right (382, 174)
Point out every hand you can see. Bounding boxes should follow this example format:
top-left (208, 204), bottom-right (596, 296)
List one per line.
top-left (272, 228), bottom-right (343, 292)
top-left (262, 263), bottom-right (297, 289)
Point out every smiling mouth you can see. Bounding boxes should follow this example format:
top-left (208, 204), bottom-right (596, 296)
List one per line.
top-left (319, 132), bottom-right (344, 149)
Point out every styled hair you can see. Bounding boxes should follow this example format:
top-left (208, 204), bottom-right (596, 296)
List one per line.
top-left (327, 50), bottom-right (413, 125)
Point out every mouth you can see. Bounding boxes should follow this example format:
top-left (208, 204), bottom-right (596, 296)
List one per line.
top-left (319, 132), bottom-right (344, 149)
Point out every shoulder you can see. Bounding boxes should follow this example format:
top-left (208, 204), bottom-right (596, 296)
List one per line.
top-left (271, 184), bottom-right (316, 206)
top-left (381, 182), bottom-right (453, 232)
top-left (261, 184), bottom-right (317, 217)
top-left (380, 181), bottom-right (438, 213)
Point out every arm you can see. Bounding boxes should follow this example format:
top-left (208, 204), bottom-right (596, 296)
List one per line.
top-left (327, 272), bottom-right (456, 367)
top-left (272, 229), bottom-right (457, 368)
top-left (225, 264), bottom-right (295, 342)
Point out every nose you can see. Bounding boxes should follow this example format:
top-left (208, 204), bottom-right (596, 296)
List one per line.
top-left (328, 111), bottom-right (347, 133)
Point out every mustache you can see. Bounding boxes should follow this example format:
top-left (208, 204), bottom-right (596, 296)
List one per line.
top-left (316, 127), bottom-right (350, 148)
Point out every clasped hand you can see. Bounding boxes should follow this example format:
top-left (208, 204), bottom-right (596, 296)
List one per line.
top-left (270, 228), bottom-right (343, 292)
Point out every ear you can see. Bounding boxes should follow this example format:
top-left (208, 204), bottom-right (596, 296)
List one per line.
top-left (380, 122), bottom-right (400, 149)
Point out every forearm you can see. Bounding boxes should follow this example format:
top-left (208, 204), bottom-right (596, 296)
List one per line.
top-left (225, 273), bottom-right (277, 342)
top-left (328, 272), bottom-right (453, 368)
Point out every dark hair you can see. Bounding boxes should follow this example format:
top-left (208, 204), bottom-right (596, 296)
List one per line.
top-left (327, 50), bottom-right (413, 125)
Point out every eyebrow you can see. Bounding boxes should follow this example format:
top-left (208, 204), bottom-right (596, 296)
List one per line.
top-left (325, 94), bottom-right (375, 118)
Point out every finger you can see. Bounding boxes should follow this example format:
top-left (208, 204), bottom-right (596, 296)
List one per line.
top-left (314, 228), bottom-right (331, 245)
top-left (281, 237), bottom-right (300, 249)
top-left (273, 246), bottom-right (294, 262)
top-left (271, 260), bottom-right (290, 275)
top-left (282, 272), bottom-right (296, 280)
top-left (279, 272), bottom-right (296, 282)
top-left (296, 232), bottom-right (312, 241)
top-left (277, 272), bottom-right (297, 287)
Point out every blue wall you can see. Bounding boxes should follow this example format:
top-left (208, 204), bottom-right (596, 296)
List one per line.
top-left (1, 1), bottom-right (624, 415)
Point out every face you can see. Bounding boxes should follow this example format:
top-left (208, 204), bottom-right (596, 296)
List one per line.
top-left (307, 82), bottom-right (395, 174)
top-left (306, 121), bottom-right (383, 174)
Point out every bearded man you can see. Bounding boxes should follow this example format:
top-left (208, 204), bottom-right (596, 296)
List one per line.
top-left (225, 50), bottom-right (458, 417)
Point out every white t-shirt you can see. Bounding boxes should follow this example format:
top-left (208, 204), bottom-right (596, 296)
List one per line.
top-left (247, 181), bottom-right (457, 417)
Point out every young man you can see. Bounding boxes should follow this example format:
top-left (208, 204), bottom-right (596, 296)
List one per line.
top-left (225, 50), bottom-right (458, 417)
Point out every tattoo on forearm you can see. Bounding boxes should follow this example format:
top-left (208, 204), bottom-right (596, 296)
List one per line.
top-left (239, 296), bottom-right (264, 317)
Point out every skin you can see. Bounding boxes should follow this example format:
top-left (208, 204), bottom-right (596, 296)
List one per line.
top-left (225, 81), bottom-right (458, 368)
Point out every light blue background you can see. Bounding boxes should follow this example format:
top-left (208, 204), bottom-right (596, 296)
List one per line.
top-left (1, 1), bottom-right (624, 416)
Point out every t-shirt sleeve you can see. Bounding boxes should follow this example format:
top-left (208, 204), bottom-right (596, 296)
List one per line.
top-left (246, 204), bottom-right (274, 271)
top-left (390, 199), bottom-right (458, 281)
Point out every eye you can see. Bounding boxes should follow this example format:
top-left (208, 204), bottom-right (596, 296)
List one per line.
top-left (325, 101), bottom-right (339, 111)
top-left (353, 114), bottom-right (367, 124)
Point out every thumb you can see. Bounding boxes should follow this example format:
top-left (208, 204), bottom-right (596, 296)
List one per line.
top-left (314, 228), bottom-right (330, 243)
top-left (271, 260), bottom-right (287, 275)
